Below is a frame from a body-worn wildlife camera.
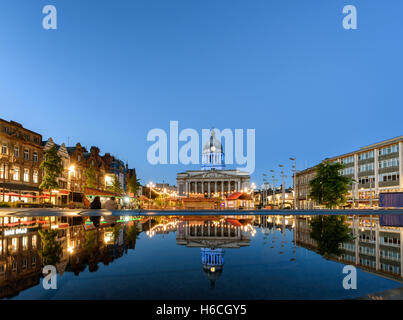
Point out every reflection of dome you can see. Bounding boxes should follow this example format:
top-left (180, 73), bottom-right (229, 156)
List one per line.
top-left (201, 248), bottom-right (224, 289)
top-left (202, 129), bottom-right (224, 170)
top-left (203, 264), bottom-right (223, 289)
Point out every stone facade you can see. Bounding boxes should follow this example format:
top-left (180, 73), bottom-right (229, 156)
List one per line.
top-left (0, 119), bottom-right (43, 201)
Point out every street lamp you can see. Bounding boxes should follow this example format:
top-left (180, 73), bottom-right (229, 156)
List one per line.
top-left (279, 165), bottom-right (286, 209)
top-left (290, 157), bottom-right (297, 210)
top-left (270, 170), bottom-right (276, 207)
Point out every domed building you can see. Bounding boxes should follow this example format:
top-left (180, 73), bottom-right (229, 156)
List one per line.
top-left (177, 129), bottom-right (250, 198)
top-left (201, 130), bottom-right (225, 170)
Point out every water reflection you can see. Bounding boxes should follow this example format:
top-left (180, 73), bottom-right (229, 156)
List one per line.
top-left (0, 213), bottom-right (403, 299)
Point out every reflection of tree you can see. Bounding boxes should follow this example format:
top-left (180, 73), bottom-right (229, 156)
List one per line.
top-left (38, 229), bottom-right (62, 266)
top-left (125, 223), bottom-right (140, 249)
top-left (309, 215), bottom-right (353, 256)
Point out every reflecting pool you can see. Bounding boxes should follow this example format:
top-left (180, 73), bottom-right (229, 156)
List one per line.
top-left (1, 213), bottom-right (403, 299)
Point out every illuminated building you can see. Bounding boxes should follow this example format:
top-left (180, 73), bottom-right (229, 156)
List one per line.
top-left (177, 129), bottom-right (250, 198)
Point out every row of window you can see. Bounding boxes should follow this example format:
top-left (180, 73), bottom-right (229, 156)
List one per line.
top-left (0, 257), bottom-right (37, 274)
top-left (1, 127), bottom-right (40, 144)
top-left (0, 235), bottom-right (38, 254)
top-left (359, 150), bottom-right (374, 160)
top-left (1, 145), bottom-right (39, 162)
top-left (379, 144), bottom-right (399, 156)
top-left (0, 166), bottom-right (39, 183)
top-left (379, 158), bottom-right (399, 169)
top-left (359, 163), bottom-right (374, 172)
top-left (379, 172), bottom-right (399, 182)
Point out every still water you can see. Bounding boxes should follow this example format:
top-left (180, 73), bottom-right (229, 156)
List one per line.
top-left (1, 213), bottom-right (403, 299)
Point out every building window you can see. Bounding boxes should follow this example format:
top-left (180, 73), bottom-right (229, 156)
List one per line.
top-left (14, 146), bottom-right (19, 158)
top-left (22, 236), bottom-right (28, 250)
top-left (32, 235), bottom-right (37, 249)
top-left (11, 238), bottom-right (18, 252)
top-left (12, 261), bottom-right (17, 272)
top-left (34, 137), bottom-right (39, 143)
top-left (24, 149), bottom-right (29, 160)
top-left (23, 168), bottom-right (29, 182)
top-left (0, 165), bottom-right (7, 179)
top-left (13, 167), bottom-right (19, 181)
top-left (33, 152), bottom-right (38, 162)
top-left (32, 256), bottom-right (36, 266)
top-left (33, 170), bottom-right (38, 184)
top-left (77, 155), bottom-right (81, 162)
top-left (1, 145), bottom-right (7, 155)
top-left (22, 258), bottom-right (27, 269)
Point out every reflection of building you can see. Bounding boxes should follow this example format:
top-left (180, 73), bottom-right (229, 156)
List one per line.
top-left (0, 214), bottom-right (139, 297)
top-left (0, 119), bottom-right (43, 203)
top-left (176, 217), bottom-right (251, 289)
top-left (0, 222), bottom-right (41, 299)
top-left (296, 136), bottom-right (403, 208)
top-left (177, 129), bottom-right (250, 198)
top-left (176, 218), bottom-right (251, 248)
top-left (295, 215), bottom-right (403, 281)
top-left (201, 248), bottom-right (224, 288)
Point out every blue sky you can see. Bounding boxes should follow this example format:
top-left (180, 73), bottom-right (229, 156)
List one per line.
top-left (1, 0), bottom-right (402, 187)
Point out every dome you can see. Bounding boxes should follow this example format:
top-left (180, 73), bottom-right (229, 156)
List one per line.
top-left (203, 129), bottom-right (223, 154)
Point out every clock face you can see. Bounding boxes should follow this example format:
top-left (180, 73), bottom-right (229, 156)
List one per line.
top-left (211, 146), bottom-right (216, 152)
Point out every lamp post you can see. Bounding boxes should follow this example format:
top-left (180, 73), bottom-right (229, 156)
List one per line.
top-left (146, 182), bottom-right (155, 208)
top-left (270, 170), bottom-right (276, 207)
top-left (250, 182), bottom-right (256, 208)
top-left (290, 157), bottom-right (297, 210)
top-left (279, 165), bottom-right (286, 209)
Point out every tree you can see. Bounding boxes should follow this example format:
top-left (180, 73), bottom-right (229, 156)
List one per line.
top-left (85, 163), bottom-right (97, 189)
top-left (38, 229), bottom-right (63, 266)
top-left (309, 215), bottom-right (353, 256)
top-left (127, 172), bottom-right (140, 195)
top-left (309, 161), bottom-right (352, 209)
top-left (107, 175), bottom-right (123, 194)
top-left (39, 145), bottom-right (63, 202)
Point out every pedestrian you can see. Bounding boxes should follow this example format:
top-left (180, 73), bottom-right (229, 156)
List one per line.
top-left (104, 196), bottom-right (118, 210)
top-left (90, 196), bottom-right (102, 209)
top-left (90, 196), bottom-right (101, 227)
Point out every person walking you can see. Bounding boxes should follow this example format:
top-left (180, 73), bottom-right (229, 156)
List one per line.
top-left (104, 196), bottom-right (118, 210)
top-left (90, 196), bottom-right (102, 227)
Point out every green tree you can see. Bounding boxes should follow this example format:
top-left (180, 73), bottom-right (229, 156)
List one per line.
top-left (127, 173), bottom-right (140, 195)
top-left (107, 175), bottom-right (123, 194)
top-left (38, 229), bottom-right (63, 266)
top-left (85, 163), bottom-right (97, 189)
top-left (309, 161), bottom-right (352, 209)
top-left (84, 229), bottom-right (98, 257)
top-left (309, 215), bottom-right (353, 256)
top-left (39, 145), bottom-right (63, 202)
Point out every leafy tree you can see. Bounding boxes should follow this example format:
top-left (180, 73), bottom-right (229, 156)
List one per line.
top-left (127, 172), bottom-right (140, 195)
top-left (107, 175), bottom-right (123, 194)
top-left (125, 223), bottom-right (140, 249)
top-left (85, 163), bottom-right (97, 189)
top-left (309, 215), bottom-right (353, 256)
top-left (39, 145), bottom-right (63, 201)
top-left (309, 161), bottom-right (352, 209)
top-left (38, 229), bottom-right (63, 266)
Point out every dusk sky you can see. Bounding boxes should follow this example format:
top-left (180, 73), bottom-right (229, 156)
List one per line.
top-left (1, 0), bottom-right (402, 187)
